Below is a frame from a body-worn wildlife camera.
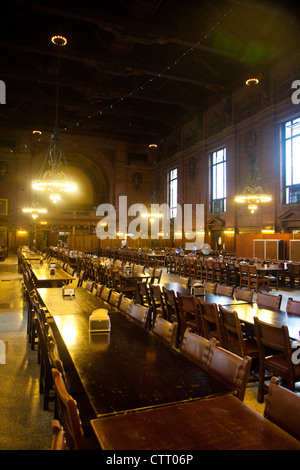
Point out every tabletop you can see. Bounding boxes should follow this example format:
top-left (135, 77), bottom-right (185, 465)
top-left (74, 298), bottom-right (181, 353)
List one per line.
top-left (224, 303), bottom-right (300, 340)
top-left (38, 288), bottom-right (231, 417)
top-left (90, 393), bottom-right (300, 450)
top-left (30, 263), bottom-right (75, 286)
top-left (22, 252), bottom-right (42, 260)
top-left (37, 287), bottom-right (115, 317)
top-left (159, 282), bottom-right (249, 306)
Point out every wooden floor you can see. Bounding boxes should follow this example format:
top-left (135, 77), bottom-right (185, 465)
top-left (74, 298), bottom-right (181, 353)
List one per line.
top-left (0, 254), bottom-right (299, 450)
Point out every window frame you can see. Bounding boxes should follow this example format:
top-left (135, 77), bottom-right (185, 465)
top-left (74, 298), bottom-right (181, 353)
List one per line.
top-left (282, 117), bottom-right (300, 205)
top-left (169, 168), bottom-right (178, 218)
top-left (210, 147), bottom-right (227, 214)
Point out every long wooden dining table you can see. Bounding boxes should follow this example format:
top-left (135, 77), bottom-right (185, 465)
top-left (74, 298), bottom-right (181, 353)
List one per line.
top-left (159, 281), bottom-right (249, 306)
top-left (159, 280), bottom-right (300, 340)
top-left (38, 287), bottom-right (233, 417)
top-left (91, 393), bottom-right (300, 450)
top-left (30, 262), bottom-right (76, 287)
top-left (223, 302), bottom-right (300, 341)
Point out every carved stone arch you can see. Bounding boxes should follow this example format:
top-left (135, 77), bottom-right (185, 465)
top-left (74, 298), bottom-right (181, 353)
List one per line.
top-left (65, 151), bottom-right (113, 206)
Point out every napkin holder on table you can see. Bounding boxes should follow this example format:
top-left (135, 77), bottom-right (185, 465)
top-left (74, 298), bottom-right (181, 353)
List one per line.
top-left (190, 281), bottom-right (205, 297)
top-left (89, 309), bottom-right (111, 333)
top-left (62, 285), bottom-right (75, 297)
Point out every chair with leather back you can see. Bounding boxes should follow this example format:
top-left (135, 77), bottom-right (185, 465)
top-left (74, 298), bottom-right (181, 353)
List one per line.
top-left (216, 283), bottom-right (234, 297)
top-left (180, 327), bottom-right (217, 369)
top-left (100, 286), bottom-right (112, 302)
top-left (118, 296), bottom-right (133, 314)
top-left (203, 281), bottom-right (217, 293)
top-left (85, 280), bottom-right (94, 292)
top-left (127, 302), bottom-right (151, 328)
top-left (234, 287), bottom-right (254, 303)
top-left (286, 297), bottom-right (300, 315)
top-left (254, 317), bottom-right (300, 403)
top-left (206, 345), bottom-right (252, 401)
top-left (108, 290), bottom-right (123, 309)
top-left (152, 314), bottom-right (178, 347)
top-left (198, 299), bottom-right (224, 346)
top-left (177, 293), bottom-right (202, 345)
top-left (256, 292), bottom-right (282, 310)
top-left (264, 376), bottom-right (300, 441)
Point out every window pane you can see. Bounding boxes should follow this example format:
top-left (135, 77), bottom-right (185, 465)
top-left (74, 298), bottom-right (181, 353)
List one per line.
top-left (292, 136), bottom-right (300, 185)
top-left (169, 168), bottom-right (177, 218)
top-left (211, 148), bottom-right (226, 213)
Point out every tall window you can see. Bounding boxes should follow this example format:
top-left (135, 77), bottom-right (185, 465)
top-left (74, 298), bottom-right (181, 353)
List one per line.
top-left (169, 168), bottom-right (177, 218)
top-left (211, 147), bottom-right (226, 213)
top-left (283, 117), bottom-right (300, 204)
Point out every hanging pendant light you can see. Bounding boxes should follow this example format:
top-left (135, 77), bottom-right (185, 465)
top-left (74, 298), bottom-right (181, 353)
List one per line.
top-left (235, 77), bottom-right (272, 213)
top-left (32, 34), bottom-right (77, 202)
top-left (22, 201), bottom-right (47, 219)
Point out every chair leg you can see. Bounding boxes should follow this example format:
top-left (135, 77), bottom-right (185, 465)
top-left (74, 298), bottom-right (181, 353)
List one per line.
top-left (257, 366), bottom-right (265, 403)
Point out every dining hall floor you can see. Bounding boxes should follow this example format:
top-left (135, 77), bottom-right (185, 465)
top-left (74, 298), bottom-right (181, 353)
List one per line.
top-left (0, 253), bottom-right (299, 450)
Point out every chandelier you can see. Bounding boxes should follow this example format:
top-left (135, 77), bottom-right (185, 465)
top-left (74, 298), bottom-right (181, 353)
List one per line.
top-left (22, 201), bottom-right (47, 219)
top-left (32, 35), bottom-right (77, 203)
top-left (234, 78), bottom-right (272, 213)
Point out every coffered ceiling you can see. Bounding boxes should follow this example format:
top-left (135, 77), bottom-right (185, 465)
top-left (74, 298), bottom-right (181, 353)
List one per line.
top-left (0, 0), bottom-right (299, 143)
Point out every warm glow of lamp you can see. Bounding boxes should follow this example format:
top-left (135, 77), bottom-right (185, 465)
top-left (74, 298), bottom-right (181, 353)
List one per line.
top-left (246, 78), bottom-right (259, 86)
top-left (51, 35), bottom-right (67, 46)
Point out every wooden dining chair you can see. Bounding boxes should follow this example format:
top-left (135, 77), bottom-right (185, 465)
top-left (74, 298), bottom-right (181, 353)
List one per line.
top-left (286, 297), bottom-right (300, 315)
top-left (106, 290), bottom-right (122, 309)
top-left (198, 299), bottom-right (224, 346)
top-left (127, 303), bottom-right (151, 328)
top-left (33, 314), bottom-right (55, 410)
top-left (95, 283), bottom-right (104, 297)
top-left (51, 368), bottom-right (99, 450)
top-left (111, 270), bottom-right (137, 299)
top-left (218, 305), bottom-right (259, 378)
top-left (118, 296), bottom-right (133, 314)
top-left (254, 317), bottom-right (300, 403)
top-left (149, 284), bottom-right (166, 321)
top-left (136, 282), bottom-right (151, 307)
top-left (180, 327), bottom-right (217, 369)
top-left (51, 420), bottom-right (67, 450)
top-left (206, 345), bottom-right (252, 401)
top-left (177, 293), bottom-right (202, 344)
top-left (240, 263), bottom-right (252, 287)
top-left (256, 292), bottom-right (282, 310)
top-left (162, 287), bottom-right (179, 324)
top-left (153, 268), bottom-right (163, 284)
top-left (77, 270), bottom-right (86, 287)
top-left (234, 287), bottom-right (254, 303)
top-left (248, 265), bottom-right (270, 292)
top-left (264, 376), bottom-right (300, 441)
top-left (216, 283), bottom-right (234, 297)
top-left (152, 314), bottom-right (178, 347)
top-left (203, 281), bottom-right (217, 293)
top-left (100, 286), bottom-right (111, 302)
top-left (85, 280), bottom-right (94, 292)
